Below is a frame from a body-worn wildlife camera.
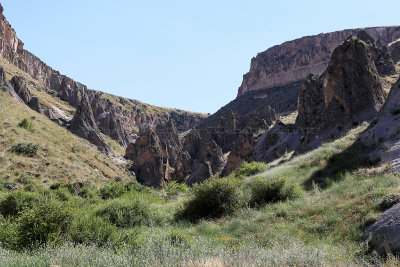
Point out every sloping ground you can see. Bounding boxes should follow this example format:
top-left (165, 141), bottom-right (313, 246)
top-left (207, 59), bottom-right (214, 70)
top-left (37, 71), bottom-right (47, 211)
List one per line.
top-left (0, 72), bottom-right (132, 187)
top-left (0, 123), bottom-right (399, 266)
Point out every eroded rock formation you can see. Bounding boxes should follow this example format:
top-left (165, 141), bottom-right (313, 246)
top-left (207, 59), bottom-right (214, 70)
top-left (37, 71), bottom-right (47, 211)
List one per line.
top-left (238, 26), bottom-right (400, 97)
top-left (125, 129), bottom-right (166, 188)
top-left (70, 93), bottom-right (110, 152)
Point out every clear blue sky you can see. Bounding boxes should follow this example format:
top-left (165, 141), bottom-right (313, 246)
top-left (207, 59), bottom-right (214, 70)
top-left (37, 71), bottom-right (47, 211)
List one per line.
top-left (2, 1), bottom-right (399, 113)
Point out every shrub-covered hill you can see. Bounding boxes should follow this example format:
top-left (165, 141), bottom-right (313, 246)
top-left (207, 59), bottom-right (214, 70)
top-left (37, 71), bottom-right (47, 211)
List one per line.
top-left (1, 122), bottom-right (400, 266)
top-left (0, 58), bottom-right (133, 187)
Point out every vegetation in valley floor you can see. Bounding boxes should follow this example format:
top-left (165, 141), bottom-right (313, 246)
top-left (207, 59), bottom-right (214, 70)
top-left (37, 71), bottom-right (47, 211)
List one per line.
top-left (0, 122), bottom-right (399, 266)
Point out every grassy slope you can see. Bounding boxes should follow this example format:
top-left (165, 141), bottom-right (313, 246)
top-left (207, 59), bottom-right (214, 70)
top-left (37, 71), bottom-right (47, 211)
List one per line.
top-left (0, 81), bottom-right (132, 188)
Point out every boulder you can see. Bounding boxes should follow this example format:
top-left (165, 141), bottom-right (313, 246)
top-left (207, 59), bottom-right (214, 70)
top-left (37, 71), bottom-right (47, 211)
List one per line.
top-left (125, 129), bottom-right (166, 188)
top-left (365, 203), bottom-right (400, 255)
top-left (70, 93), bottom-right (110, 152)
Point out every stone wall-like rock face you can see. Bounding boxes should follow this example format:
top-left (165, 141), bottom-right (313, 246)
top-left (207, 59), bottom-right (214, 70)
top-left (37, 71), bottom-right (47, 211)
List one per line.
top-left (238, 26), bottom-right (400, 97)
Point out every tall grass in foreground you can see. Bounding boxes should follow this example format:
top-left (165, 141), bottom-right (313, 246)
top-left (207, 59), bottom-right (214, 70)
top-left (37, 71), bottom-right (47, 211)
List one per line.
top-left (0, 235), bottom-right (382, 267)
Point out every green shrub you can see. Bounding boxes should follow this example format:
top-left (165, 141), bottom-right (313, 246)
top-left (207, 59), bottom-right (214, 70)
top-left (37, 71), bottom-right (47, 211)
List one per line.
top-left (68, 212), bottom-right (117, 246)
top-left (249, 177), bottom-right (302, 207)
top-left (0, 191), bottom-right (42, 217)
top-left (16, 200), bottom-right (73, 248)
top-left (231, 161), bottom-right (267, 179)
top-left (18, 118), bottom-right (35, 132)
top-left (52, 188), bottom-right (72, 202)
top-left (165, 181), bottom-right (188, 197)
top-left (0, 216), bottom-right (18, 249)
top-left (10, 143), bottom-right (39, 157)
top-left (78, 187), bottom-right (98, 199)
top-left (100, 182), bottom-right (127, 199)
top-left (95, 197), bottom-right (157, 228)
top-left (125, 181), bottom-right (152, 193)
top-left (179, 178), bottom-right (243, 221)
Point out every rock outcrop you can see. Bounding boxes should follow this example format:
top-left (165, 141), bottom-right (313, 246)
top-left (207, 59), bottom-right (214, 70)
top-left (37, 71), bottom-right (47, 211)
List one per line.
top-left (356, 31), bottom-right (396, 76)
top-left (70, 93), bottom-right (110, 152)
top-left (256, 33), bottom-right (386, 164)
top-left (296, 35), bottom-right (385, 132)
top-left (10, 75), bottom-right (43, 114)
top-left (222, 130), bottom-right (255, 176)
top-left (155, 119), bottom-right (182, 168)
top-left (389, 39), bottom-right (400, 64)
top-left (365, 203), bottom-right (400, 255)
top-left (238, 26), bottom-right (400, 97)
top-left (358, 77), bottom-right (400, 168)
top-left (125, 129), bottom-right (166, 188)
top-left (174, 130), bottom-right (226, 185)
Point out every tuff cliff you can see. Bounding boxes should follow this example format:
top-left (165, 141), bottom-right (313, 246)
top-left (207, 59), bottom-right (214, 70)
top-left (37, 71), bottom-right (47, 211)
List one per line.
top-left (0, 4), bottom-right (206, 148)
top-left (238, 26), bottom-right (400, 98)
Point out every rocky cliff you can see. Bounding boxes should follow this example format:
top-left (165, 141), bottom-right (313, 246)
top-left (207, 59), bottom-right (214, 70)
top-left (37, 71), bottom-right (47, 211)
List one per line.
top-left (238, 26), bottom-right (400, 97)
top-left (0, 4), bottom-right (206, 148)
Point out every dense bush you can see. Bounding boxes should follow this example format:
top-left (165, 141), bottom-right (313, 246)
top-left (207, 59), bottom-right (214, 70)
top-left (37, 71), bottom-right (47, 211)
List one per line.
top-left (100, 182), bottom-right (127, 199)
top-left (231, 161), bottom-right (267, 179)
top-left (125, 181), bottom-right (152, 193)
top-left (68, 212), bottom-right (117, 246)
top-left (179, 178), bottom-right (243, 221)
top-left (10, 142), bottom-right (39, 157)
top-left (249, 177), bottom-right (302, 207)
top-left (16, 200), bottom-right (73, 248)
top-left (95, 197), bottom-right (157, 228)
top-left (0, 191), bottom-right (42, 217)
top-left (165, 181), bottom-right (188, 197)
top-left (18, 118), bottom-right (35, 132)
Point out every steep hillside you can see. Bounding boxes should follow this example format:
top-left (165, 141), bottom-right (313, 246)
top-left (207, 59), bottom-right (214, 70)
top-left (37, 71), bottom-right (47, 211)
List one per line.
top-left (0, 4), bottom-right (206, 148)
top-left (0, 58), bottom-right (133, 188)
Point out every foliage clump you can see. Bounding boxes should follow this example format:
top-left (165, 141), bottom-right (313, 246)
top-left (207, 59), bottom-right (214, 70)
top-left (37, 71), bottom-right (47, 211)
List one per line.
top-left (10, 142), bottom-right (38, 157)
top-left (95, 197), bottom-right (158, 228)
top-left (16, 200), bottom-right (73, 248)
top-left (18, 118), bottom-right (35, 132)
top-left (249, 176), bottom-right (302, 207)
top-left (231, 161), bottom-right (267, 179)
top-left (179, 178), bottom-right (243, 221)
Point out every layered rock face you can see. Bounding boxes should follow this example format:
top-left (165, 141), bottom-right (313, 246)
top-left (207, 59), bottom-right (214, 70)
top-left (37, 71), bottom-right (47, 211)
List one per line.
top-left (238, 26), bottom-right (400, 97)
top-left (0, 4), bottom-right (205, 149)
top-left (125, 129), bottom-right (166, 188)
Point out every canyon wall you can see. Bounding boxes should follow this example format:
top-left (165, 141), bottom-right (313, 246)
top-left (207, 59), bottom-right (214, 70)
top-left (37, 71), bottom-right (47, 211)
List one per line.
top-left (0, 4), bottom-right (205, 146)
top-left (238, 26), bottom-right (400, 97)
